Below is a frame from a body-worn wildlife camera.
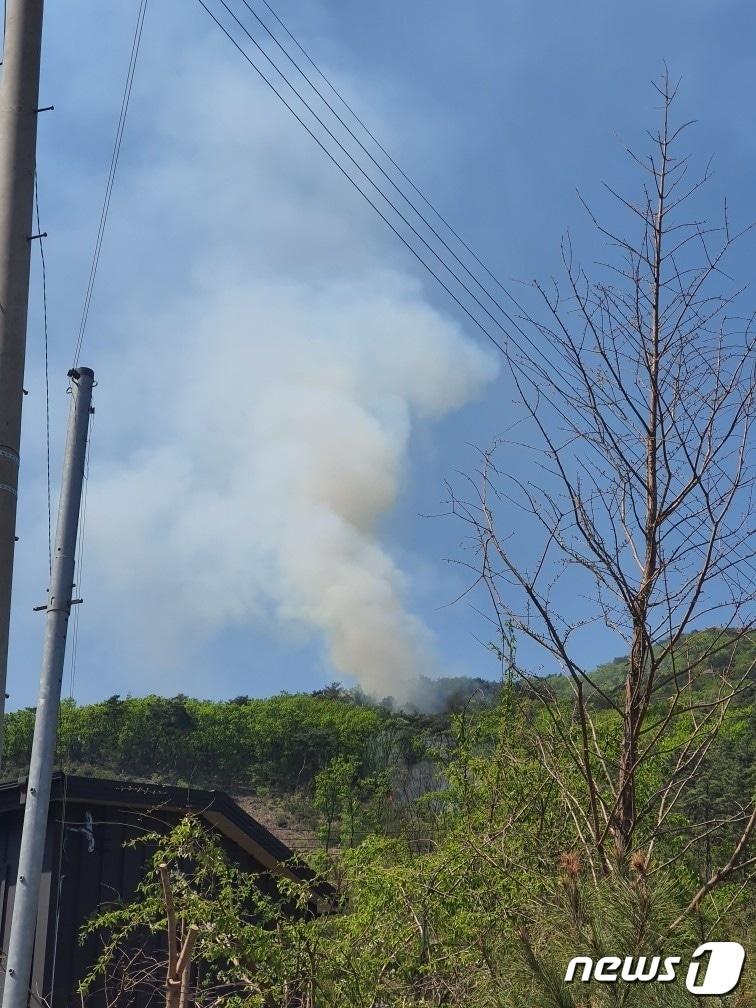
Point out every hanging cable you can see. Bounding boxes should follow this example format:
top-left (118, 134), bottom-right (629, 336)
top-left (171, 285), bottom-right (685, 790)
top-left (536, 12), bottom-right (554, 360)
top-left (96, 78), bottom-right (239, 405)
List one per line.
top-left (258, 0), bottom-right (535, 324)
top-left (196, 0), bottom-right (517, 358)
top-left (73, 0), bottom-right (148, 365)
top-left (217, 0), bottom-right (524, 348)
top-left (33, 173), bottom-right (52, 575)
top-left (197, 0), bottom-right (575, 393)
top-left (199, 1), bottom-right (756, 606)
top-left (235, 0), bottom-right (541, 358)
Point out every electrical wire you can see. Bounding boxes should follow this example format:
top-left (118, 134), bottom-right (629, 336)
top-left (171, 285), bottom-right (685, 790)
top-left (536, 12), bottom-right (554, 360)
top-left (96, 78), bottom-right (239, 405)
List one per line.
top-left (235, 0), bottom-right (540, 358)
top-left (258, 0), bottom-right (536, 327)
top-left (73, 0), bottom-right (148, 365)
top-left (33, 173), bottom-right (52, 575)
top-left (198, 0), bottom-right (597, 439)
top-left (197, 0), bottom-right (574, 394)
top-left (50, 0), bottom-right (136, 949)
top-left (218, 0), bottom-right (521, 351)
top-left (196, 0), bottom-right (515, 358)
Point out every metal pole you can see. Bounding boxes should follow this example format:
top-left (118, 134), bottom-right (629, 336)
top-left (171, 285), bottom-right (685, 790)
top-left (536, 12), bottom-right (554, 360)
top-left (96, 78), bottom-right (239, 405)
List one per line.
top-left (0, 0), bottom-right (45, 763)
top-left (2, 367), bottom-right (94, 1008)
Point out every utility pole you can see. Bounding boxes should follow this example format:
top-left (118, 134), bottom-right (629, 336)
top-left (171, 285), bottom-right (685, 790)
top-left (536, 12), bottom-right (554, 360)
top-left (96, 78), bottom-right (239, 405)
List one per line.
top-left (1, 367), bottom-right (94, 1008)
top-left (0, 0), bottom-right (46, 761)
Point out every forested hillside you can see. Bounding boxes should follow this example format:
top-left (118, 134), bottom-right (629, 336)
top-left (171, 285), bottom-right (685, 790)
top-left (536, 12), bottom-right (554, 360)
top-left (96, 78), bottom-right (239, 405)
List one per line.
top-left (7, 627), bottom-right (753, 1004)
top-left (71, 626), bottom-right (756, 1007)
top-left (3, 628), bottom-right (754, 827)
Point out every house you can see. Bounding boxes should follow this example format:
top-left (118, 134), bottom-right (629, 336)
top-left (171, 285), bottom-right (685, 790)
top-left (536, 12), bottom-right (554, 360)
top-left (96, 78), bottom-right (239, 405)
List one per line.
top-left (0, 773), bottom-right (317, 1006)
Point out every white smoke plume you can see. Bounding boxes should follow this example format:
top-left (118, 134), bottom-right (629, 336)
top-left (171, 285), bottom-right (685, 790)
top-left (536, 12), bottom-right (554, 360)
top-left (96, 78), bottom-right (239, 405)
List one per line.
top-left (87, 275), bottom-right (493, 702)
top-left (75, 45), bottom-right (497, 702)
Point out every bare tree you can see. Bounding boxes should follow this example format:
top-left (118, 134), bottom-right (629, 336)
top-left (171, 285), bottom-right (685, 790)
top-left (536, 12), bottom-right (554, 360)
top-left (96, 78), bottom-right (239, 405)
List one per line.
top-left (450, 74), bottom-right (756, 888)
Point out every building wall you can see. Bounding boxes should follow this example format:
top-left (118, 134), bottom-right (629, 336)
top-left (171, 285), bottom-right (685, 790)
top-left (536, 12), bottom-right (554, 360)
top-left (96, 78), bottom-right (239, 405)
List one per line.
top-left (0, 793), bottom-right (275, 1007)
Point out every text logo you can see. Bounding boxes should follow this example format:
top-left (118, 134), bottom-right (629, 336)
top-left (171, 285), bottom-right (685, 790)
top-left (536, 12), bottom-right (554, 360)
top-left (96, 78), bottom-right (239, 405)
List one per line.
top-left (564, 942), bottom-right (745, 995)
top-left (686, 942), bottom-right (746, 995)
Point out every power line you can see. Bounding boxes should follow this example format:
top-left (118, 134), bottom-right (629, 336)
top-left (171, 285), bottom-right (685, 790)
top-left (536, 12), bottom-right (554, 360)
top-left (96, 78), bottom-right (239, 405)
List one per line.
top-left (197, 0), bottom-right (568, 388)
top-left (196, 0), bottom-right (756, 601)
top-left (218, 0), bottom-right (523, 352)
top-left (33, 173), bottom-right (51, 575)
top-left (194, 1), bottom-right (609, 438)
top-left (73, 0), bottom-right (149, 365)
top-left (190, 1), bottom-right (611, 458)
top-left (258, 0), bottom-right (535, 328)
top-left (196, 0), bottom-right (525, 361)
top-left (235, 0), bottom-right (538, 355)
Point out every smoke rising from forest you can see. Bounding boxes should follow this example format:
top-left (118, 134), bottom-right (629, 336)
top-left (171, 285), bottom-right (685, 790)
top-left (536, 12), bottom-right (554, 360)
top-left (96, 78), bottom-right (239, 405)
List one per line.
top-left (86, 278), bottom-right (493, 701)
top-left (70, 53), bottom-right (496, 702)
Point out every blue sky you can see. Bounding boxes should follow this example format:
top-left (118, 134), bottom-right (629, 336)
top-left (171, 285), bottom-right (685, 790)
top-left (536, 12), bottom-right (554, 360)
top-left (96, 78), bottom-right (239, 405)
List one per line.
top-left (7, 0), bottom-right (756, 708)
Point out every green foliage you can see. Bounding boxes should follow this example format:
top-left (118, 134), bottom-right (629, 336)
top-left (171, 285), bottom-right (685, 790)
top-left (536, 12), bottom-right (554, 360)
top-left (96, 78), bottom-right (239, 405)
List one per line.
top-left (7, 627), bottom-right (754, 1003)
top-left (6, 628), bottom-right (750, 800)
top-left (532, 629), bottom-right (756, 709)
top-left (83, 688), bottom-right (755, 1007)
top-left (313, 756), bottom-right (390, 850)
top-left (3, 691), bottom-right (388, 792)
top-left (581, 629), bottom-right (756, 705)
top-left (79, 815), bottom-right (328, 1006)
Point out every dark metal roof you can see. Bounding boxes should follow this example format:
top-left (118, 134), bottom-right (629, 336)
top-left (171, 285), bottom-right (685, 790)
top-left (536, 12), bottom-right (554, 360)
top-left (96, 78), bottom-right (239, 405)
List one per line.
top-left (0, 772), bottom-right (318, 884)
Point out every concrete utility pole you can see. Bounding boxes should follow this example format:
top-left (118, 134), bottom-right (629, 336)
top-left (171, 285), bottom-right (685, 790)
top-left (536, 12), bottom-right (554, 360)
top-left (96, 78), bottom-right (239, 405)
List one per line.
top-left (2, 367), bottom-right (94, 1008)
top-left (0, 0), bottom-right (45, 761)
